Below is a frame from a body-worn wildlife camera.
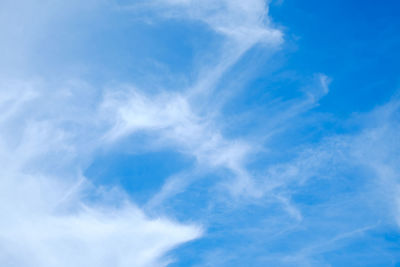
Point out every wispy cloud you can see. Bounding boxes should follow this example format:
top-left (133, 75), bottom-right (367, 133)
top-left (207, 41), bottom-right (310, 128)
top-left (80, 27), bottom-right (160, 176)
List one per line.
top-left (0, 78), bottom-right (201, 267)
top-left (1, 0), bottom-right (399, 266)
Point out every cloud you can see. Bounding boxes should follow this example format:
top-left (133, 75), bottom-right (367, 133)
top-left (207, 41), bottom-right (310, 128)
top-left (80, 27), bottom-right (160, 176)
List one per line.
top-left (98, 0), bottom-right (287, 201)
top-left (0, 1), bottom-right (284, 264)
top-left (0, 78), bottom-right (202, 267)
top-left (262, 97), bottom-right (399, 206)
top-left (243, 97), bottom-right (400, 265)
top-left (156, 0), bottom-right (283, 43)
top-left (187, 96), bottom-right (400, 266)
top-left (120, 0), bottom-right (283, 99)
top-left (1, 202), bottom-right (201, 267)
top-left (3, 0), bottom-right (398, 266)
top-left (101, 86), bottom-right (259, 198)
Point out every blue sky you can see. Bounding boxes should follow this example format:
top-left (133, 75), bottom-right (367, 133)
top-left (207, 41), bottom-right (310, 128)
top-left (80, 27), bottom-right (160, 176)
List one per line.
top-left (0, 0), bottom-right (400, 266)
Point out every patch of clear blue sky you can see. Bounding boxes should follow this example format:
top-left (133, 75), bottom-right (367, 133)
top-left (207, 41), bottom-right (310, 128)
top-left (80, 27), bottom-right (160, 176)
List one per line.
top-left (269, 0), bottom-right (400, 115)
top-left (81, 0), bottom-right (400, 266)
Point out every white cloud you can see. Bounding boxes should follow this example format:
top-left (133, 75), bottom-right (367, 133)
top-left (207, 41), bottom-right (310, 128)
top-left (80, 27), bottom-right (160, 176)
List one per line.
top-left (0, 79), bottom-right (202, 267)
top-left (254, 97), bottom-right (400, 226)
top-left (6, 0), bottom-right (397, 265)
top-left (120, 0), bottom-right (283, 100)
top-left (0, 1), bottom-right (284, 263)
top-left (1, 202), bottom-right (201, 267)
top-left (101, 86), bottom-right (260, 198)
top-left (154, 0), bottom-right (282, 43)
top-left (98, 0), bottom-right (287, 201)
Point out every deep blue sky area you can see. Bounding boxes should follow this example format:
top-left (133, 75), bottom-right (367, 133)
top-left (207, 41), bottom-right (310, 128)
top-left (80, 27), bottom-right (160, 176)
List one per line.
top-left (270, 0), bottom-right (400, 116)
